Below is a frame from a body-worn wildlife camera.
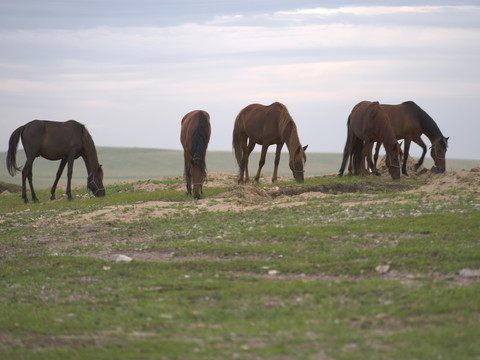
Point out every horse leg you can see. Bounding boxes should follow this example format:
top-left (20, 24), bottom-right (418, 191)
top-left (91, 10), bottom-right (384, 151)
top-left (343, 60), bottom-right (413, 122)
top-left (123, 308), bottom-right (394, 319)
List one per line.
top-left (348, 134), bottom-right (359, 175)
top-left (271, 143), bottom-right (284, 183)
top-left (243, 140), bottom-right (255, 184)
top-left (184, 153), bottom-right (192, 195)
top-left (402, 140), bottom-right (411, 176)
top-left (254, 143), bottom-right (268, 184)
top-left (236, 135), bottom-right (246, 184)
top-left (237, 137), bottom-right (249, 184)
top-left (413, 138), bottom-right (427, 171)
top-left (185, 167), bottom-right (192, 195)
top-left (65, 158), bottom-right (75, 200)
top-left (50, 158), bottom-right (67, 200)
top-left (363, 140), bottom-right (373, 176)
top-left (21, 158), bottom-right (33, 203)
top-left (372, 142), bottom-right (381, 176)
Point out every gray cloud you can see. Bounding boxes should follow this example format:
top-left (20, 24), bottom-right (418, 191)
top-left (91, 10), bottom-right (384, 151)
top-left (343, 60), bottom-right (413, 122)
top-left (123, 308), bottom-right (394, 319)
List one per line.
top-left (1, 2), bottom-right (479, 160)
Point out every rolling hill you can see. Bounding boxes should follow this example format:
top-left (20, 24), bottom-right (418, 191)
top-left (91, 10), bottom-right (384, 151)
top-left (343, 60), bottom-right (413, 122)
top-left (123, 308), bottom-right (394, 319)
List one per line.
top-left (0, 147), bottom-right (478, 190)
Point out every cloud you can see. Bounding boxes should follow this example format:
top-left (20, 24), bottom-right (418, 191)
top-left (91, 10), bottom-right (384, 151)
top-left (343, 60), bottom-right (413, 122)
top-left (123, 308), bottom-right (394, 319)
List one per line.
top-left (276, 5), bottom-right (480, 17)
top-left (0, 4), bottom-right (479, 158)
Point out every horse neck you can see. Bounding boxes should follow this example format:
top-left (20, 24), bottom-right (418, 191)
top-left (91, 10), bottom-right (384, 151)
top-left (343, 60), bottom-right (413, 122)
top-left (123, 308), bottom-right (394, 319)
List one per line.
top-left (407, 102), bottom-right (443, 142)
top-left (379, 116), bottom-right (397, 152)
top-left (283, 122), bottom-right (301, 160)
top-left (82, 128), bottom-right (100, 173)
top-left (419, 115), bottom-right (443, 143)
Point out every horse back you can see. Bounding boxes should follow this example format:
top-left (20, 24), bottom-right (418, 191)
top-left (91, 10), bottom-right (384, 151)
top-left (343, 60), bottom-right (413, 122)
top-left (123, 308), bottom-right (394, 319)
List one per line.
top-left (181, 111), bottom-right (211, 152)
top-left (381, 103), bottom-right (423, 139)
top-left (350, 101), bottom-right (391, 142)
top-left (22, 120), bottom-right (85, 160)
top-left (236, 102), bottom-right (286, 145)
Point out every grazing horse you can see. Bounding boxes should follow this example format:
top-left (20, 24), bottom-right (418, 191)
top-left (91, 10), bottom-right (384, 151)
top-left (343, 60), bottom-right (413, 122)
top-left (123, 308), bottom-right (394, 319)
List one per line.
top-left (7, 120), bottom-right (105, 203)
top-left (232, 102), bottom-right (308, 184)
top-left (339, 101), bottom-right (402, 180)
top-left (372, 101), bottom-right (449, 175)
top-left (180, 110), bottom-right (211, 199)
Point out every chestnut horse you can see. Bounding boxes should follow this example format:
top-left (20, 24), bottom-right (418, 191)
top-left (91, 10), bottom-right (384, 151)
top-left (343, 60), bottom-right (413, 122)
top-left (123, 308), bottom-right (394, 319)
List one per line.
top-left (372, 101), bottom-right (449, 175)
top-left (7, 120), bottom-right (105, 203)
top-left (232, 102), bottom-right (307, 184)
top-left (180, 110), bottom-right (211, 199)
top-left (339, 101), bottom-right (402, 180)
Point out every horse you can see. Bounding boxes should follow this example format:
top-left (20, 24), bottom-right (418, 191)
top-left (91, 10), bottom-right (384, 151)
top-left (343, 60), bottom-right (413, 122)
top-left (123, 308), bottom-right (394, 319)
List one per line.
top-left (338, 101), bottom-right (402, 180)
top-left (7, 120), bottom-right (105, 203)
top-left (372, 101), bottom-right (449, 175)
top-left (232, 102), bottom-right (308, 184)
top-left (180, 110), bottom-right (211, 199)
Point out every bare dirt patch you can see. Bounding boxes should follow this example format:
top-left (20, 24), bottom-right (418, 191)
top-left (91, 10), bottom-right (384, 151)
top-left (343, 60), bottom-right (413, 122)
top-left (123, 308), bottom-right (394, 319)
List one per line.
top-left (267, 181), bottom-right (413, 198)
top-left (0, 181), bottom-right (21, 194)
top-left (28, 166), bottom-right (480, 228)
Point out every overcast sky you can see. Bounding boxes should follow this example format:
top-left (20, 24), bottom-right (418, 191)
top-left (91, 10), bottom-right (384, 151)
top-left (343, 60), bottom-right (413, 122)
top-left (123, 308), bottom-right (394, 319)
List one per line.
top-left (1, 1), bottom-right (479, 160)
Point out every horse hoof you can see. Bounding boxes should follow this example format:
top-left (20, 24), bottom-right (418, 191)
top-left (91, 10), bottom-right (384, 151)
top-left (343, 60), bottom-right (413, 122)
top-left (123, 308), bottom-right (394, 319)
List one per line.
top-left (50, 196), bottom-right (56, 200)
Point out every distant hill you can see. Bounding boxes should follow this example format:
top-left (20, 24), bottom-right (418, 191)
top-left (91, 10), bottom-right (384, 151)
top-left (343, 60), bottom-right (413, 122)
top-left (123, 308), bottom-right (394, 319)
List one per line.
top-left (0, 147), bottom-right (478, 189)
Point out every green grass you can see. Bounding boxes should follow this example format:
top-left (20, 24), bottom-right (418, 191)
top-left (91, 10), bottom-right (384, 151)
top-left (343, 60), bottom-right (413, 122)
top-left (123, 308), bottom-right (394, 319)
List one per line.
top-left (0, 174), bottom-right (479, 359)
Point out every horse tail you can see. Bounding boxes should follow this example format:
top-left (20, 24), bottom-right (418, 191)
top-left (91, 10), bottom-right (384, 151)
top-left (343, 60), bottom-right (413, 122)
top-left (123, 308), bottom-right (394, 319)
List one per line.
top-left (338, 115), bottom-right (352, 176)
top-left (7, 125), bottom-right (25, 177)
top-left (192, 111), bottom-right (210, 168)
top-left (232, 112), bottom-right (244, 168)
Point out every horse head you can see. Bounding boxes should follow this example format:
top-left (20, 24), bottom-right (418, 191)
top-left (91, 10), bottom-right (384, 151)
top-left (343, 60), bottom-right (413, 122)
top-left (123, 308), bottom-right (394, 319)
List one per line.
top-left (289, 145), bottom-right (308, 183)
top-left (386, 142), bottom-right (402, 180)
top-left (190, 157), bottom-right (207, 199)
top-left (431, 137), bottom-right (448, 173)
top-left (87, 165), bottom-right (105, 197)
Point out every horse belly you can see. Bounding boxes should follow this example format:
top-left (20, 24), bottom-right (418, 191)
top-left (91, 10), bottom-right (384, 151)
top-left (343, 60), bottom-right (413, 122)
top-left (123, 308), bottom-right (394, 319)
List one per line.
top-left (40, 136), bottom-right (82, 160)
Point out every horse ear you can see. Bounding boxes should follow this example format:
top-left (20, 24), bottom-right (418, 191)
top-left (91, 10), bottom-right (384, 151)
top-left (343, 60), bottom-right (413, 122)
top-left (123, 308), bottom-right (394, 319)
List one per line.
top-left (303, 145), bottom-right (308, 152)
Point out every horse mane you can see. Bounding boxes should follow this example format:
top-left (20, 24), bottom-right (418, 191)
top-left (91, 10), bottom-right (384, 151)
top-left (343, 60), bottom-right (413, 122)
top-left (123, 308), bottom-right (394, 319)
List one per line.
top-left (191, 112), bottom-right (210, 172)
top-left (402, 101), bottom-right (444, 140)
top-left (277, 104), bottom-right (302, 162)
top-left (81, 124), bottom-right (103, 179)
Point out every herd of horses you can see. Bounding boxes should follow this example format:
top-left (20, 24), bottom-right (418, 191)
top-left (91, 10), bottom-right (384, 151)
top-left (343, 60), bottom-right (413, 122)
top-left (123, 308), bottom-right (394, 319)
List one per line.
top-left (6, 100), bottom-right (448, 203)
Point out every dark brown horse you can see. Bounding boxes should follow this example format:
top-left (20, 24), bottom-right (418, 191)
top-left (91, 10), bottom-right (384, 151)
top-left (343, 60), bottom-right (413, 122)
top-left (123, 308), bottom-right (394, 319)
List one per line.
top-left (232, 102), bottom-right (308, 184)
top-left (339, 101), bottom-right (402, 180)
top-left (7, 120), bottom-right (105, 203)
top-left (180, 110), bottom-right (211, 199)
top-left (372, 101), bottom-right (449, 175)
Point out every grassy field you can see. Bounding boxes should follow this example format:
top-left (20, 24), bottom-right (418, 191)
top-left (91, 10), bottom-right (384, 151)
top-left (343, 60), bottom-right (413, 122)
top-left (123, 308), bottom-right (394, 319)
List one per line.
top-left (0, 167), bottom-right (479, 359)
top-left (1, 147), bottom-right (479, 190)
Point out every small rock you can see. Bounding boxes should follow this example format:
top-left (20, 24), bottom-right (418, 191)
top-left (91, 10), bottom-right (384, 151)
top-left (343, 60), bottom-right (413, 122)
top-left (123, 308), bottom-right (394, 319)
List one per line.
top-left (459, 268), bottom-right (480, 277)
top-left (376, 264), bottom-right (390, 274)
top-left (115, 254), bottom-right (132, 263)
top-left (268, 270), bottom-right (279, 276)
